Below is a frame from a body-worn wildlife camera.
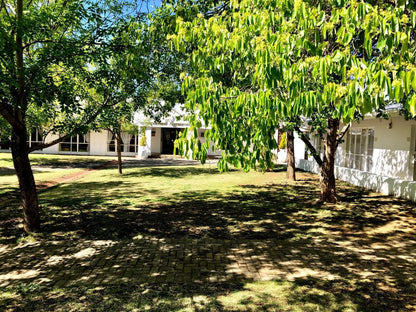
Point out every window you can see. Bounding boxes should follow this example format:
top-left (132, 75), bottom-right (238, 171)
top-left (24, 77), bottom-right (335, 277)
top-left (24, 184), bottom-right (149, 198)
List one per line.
top-left (107, 133), bottom-right (137, 153)
top-left (60, 133), bottom-right (90, 153)
top-left (151, 130), bottom-right (156, 137)
top-left (108, 134), bottom-right (123, 152)
top-left (200, 130), bottom-right (205, 138)
top-left (28, 129), bottom-right (43, 149)
top-left (310, 133), bottom-right (323, 159)
top-left (128, 134), bottom-right (138, 153)
top-left (345, 128), bottom-right (374, 171)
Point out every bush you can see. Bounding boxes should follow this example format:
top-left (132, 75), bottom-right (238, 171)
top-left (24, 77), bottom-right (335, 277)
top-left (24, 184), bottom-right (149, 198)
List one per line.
top-left (139, 135), bottom-right (146, 146)
top-left (278, 132), bottom-right (287, 150)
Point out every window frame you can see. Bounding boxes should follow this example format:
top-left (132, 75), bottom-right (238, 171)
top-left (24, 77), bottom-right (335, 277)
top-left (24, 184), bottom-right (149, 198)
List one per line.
top-left (59, 133), bottom-right (90, 153)
top-left (28, 129), bottom-right (43, 150)
top-left (128, 134), bottom-right (138, 153)
top-left (345, 128), bottom-right (374, 172)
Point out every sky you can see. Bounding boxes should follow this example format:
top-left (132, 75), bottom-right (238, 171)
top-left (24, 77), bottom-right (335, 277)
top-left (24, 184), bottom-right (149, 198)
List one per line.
top-left (136, 0), bottom-right (163, 13)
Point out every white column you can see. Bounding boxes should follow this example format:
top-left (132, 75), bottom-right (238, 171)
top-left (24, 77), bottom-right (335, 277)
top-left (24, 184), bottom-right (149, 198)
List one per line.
top-left (137, 126), bottom-right (141, 158)
top-left (145, 128), bottom-right (152, 157)
top-left (138, 125), bottom-right (149, 159)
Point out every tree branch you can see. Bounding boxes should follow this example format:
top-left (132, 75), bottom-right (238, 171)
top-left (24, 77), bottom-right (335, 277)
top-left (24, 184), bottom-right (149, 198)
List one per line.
top-left (28, 134), bottom-right (69, 152)
top-left (23, 39), bottom-right (60, 50)
top-left (0, 103), bottom-right (19, 128)
top-left (336, 123), bottom-right (350, 147)
top-left (294, 126), bottom-right (323, 167)
top-left (28, 93), bottom-right (127, 153)
top-left (0, 0), bottom-right (11, 17)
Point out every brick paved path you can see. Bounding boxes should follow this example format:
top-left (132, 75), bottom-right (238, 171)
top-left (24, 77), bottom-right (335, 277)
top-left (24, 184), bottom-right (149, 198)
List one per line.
top-left (1, 236), bottom-right (415, 288)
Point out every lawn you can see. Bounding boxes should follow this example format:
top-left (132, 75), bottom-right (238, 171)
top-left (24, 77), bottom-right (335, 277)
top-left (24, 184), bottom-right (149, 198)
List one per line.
top-left (0, 153), bottom-right (115, 197)
top-left (0, 157), bottom-right (415, 311)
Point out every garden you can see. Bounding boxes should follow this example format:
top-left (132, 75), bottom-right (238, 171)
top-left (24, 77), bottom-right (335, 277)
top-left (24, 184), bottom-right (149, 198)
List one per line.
top-left (0, 154), bottom-right (415, 311)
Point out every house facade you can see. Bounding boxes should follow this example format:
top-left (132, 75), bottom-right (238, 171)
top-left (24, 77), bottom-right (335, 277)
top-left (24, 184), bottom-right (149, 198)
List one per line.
top-left (134, 104), bottom-right (221, 158)
top-left (0, 104), bottom-right (220, 158)
top-left (2, 104), bottom-right (415, 201)
top-left (292, 112), bottom-right (416, 202)
top-left (0, 130), bottom-right (141, 157)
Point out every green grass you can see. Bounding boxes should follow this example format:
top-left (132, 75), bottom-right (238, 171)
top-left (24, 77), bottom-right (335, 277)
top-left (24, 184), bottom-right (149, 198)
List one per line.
top-left (0, 153), bottom-right (115, 197)
top-left (1, 156), bottom-right (415, 311)
top-left (0, 153), bottom-right (115, 168)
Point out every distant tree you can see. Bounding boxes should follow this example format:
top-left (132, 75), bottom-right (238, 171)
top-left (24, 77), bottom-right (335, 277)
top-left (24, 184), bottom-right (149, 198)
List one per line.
top-left (91, 20), bottom-right (151, 174)
top-left (98, 102), bottom-right (142, 175)
top-left (172, 0), bottom-right (416, 202)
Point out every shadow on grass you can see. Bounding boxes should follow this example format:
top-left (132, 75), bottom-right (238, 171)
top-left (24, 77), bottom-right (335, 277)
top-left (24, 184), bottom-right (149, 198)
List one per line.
top-left (0, 167), bottom-right (15, 177)
top-left (28, 157), bottom-right (112, 169)
top-left (0, 168), bottom-right (415, 311)
top-left (122, 166), bottom-right (224, 179)
top-left (121, 160), bottom-right (286, 179)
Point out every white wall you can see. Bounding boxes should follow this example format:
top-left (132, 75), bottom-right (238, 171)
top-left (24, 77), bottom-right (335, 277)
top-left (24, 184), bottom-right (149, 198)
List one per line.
top-left (296, 158), bottom-right (416, 202)
top-left (89, 131), bottom-right (108, 156)
top-left (198, 130), bottom-right (222, 157)
top-left (37, 130), bottom-right (138, 157)
top-left (39, 133), bottom-right (59, 154)
top-left (150, 128), bottom-right (162, 154)
top-left (337, 116), bottom-right (416, 180)
top-left (293, 115), bottom-right (416, 202)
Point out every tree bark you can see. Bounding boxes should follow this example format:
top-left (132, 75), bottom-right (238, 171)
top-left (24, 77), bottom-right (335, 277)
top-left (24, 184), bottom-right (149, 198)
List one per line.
top-left (116, 131), bottom-right (123, 174)
top-left (320, 117), bottom-right (339, 203)
top-left (11, 126), bottom-right (40, 233)
top-left (286, 131), bottom-right (296, 181)
top-left (9, 0), bottom-right (40, 233)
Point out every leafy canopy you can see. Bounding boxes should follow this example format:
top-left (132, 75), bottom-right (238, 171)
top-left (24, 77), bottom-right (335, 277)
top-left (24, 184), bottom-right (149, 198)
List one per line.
top-left (0, 0), bottom-right (148, 143)
top-left (172, 0), bottom-right (416, 170)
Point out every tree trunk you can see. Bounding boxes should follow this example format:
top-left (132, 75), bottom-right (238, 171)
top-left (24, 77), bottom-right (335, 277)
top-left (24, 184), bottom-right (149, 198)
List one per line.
top-left (320, 118), bottom-right (339, 203)
top-left (11, 126), bottom-right (40, 233)
top-left (116, 132), bottom-right (123, 174)
top-left (286, 131), bottom-right (296, 181)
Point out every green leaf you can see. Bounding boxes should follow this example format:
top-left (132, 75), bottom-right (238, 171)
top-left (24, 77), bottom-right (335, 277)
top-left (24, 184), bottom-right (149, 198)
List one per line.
top-left (320, 59), bottom-right (327, 84)
top-left (377, 35), bottom-right (386, 51)
top-left (394, 84), bottom-right (403, 102)
top-left (332, 50), bottom-right (343, 62)
top-left (408, 94), bottom-right (416, 116)
top-left (412, 12), bottom-right (416, 27)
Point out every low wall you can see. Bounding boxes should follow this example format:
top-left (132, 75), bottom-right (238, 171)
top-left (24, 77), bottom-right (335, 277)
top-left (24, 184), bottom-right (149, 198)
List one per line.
top-left (296, 159), bottom-right (416, 202)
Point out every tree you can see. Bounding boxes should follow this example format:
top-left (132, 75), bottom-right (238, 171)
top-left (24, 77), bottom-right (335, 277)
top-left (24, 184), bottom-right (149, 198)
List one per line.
top-left (91, 21), bottom-right (152, 174)
top-left (98, 102), bottom-right (142, 175)
top-left (286, 131), bottom-right (296, 181)
top-left (0, 0), bottom-right (147, 232)
top-left (172, 0), bottom-right (416, 202)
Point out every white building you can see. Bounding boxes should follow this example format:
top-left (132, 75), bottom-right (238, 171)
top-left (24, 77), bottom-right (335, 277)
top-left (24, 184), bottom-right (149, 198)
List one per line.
top-left (0, 130), bottom-right (141, 157)
top-left (2, 104), bottom-right (415, 201)
top-left (134, 104), bottom-right (221, 158)
top-left (0, 104), bottom-right (220, 158)
top-left (292, 111), bottom-right (416, 202)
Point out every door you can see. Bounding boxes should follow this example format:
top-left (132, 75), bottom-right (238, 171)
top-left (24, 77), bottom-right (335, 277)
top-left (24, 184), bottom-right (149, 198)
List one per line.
top-left (161, 128), bottom-right (181, 154)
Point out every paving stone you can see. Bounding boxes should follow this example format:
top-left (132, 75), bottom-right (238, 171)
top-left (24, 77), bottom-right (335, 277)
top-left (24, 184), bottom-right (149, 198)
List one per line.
top-left (2, 237), bottom-right (414, 287)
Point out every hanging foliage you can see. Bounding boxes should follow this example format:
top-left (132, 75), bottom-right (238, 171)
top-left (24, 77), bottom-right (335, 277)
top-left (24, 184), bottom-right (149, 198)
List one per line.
top-left (172, 0), bottom-right (416, 202)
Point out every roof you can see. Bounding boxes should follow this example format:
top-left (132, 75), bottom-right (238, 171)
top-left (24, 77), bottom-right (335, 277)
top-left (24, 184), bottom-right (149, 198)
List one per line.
top-left (133, 103), bottom-right (190, 128)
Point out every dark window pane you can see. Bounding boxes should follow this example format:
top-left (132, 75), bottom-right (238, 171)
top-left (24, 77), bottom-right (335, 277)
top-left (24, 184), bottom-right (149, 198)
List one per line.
top-left (79, 144), bottom-right (89, 152)
top-left (60, 143), bottom-right (71, 151)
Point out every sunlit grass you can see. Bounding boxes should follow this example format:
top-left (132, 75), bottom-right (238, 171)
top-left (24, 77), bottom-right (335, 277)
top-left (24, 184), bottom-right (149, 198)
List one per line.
top-left (0, 153), bottom-right (116, 196)
top-left (0, 153), bottom-right (115, 168)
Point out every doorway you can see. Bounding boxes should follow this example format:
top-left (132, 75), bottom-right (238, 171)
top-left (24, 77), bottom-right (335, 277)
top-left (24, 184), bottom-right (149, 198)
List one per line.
top-left (161, 128), bottom-right (182, 154)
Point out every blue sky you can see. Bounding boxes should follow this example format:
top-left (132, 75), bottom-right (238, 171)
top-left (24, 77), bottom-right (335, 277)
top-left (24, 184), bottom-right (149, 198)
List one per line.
top-left (136, 0), bottom-right (163, 13)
